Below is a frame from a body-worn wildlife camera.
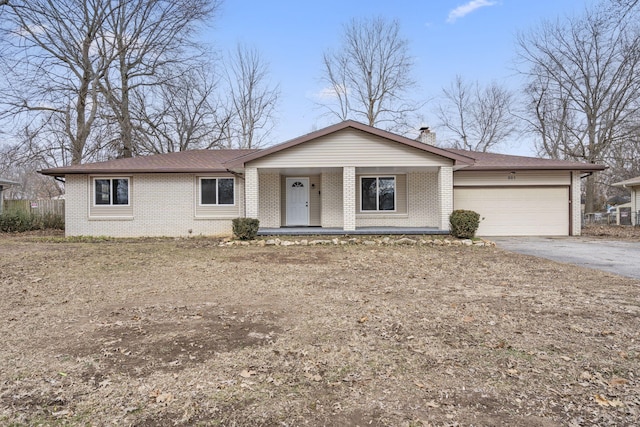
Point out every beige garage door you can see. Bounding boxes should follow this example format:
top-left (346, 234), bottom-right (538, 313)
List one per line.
top-left (454, 187), bottom-right (569, 236)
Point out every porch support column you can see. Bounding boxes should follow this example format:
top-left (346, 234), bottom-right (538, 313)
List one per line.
top-left (439, 166), bottom-right (453, 231)
top-left (343, 166), bottom-right (356, 231)
top-left (245, 167), bottom-right (258, 219)
top-left (570, 171), bottom-right (582, 235)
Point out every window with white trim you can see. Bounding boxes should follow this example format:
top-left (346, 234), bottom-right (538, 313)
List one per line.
top-left (200, 177), bottom-right (235, 205)
top-left (94, 178), bottom-right (129, 206)
top-left (361, 176), bottom-right (395, 211)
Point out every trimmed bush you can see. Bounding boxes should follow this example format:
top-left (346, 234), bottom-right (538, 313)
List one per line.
top-left (232, 217), bottom-right (260, 240)
top-left (449, 209), bottom-right (481, 239)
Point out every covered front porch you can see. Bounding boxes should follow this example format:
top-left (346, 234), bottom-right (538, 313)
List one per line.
top-left (257, 226), bottom-right (450, 236)
top-left (229, 122), bottom-right (475, 234)
top-left (244, 165), bottom-right (453, 232)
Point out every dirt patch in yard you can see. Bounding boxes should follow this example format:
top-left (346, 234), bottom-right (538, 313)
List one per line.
top-left (68, 305), bottom-right (279, 378)
top-left (1, 233), bottom-right (639, 426)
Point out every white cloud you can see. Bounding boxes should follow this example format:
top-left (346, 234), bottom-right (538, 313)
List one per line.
top-left (447, 0), bottom-right (497, 23)
top-left (312, 85), bottom-right (348, 101)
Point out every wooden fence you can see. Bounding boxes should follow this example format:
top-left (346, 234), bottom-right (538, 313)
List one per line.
top-left (3, 199), bottom-right (65, 216)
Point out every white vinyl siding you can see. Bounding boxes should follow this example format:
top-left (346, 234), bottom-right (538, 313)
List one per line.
top-left (247, 128), bottom-right (453, 169)
top-left (454, 187), bottom-right (569, 236)
top-left (454, 171), bottom-right (570, 186)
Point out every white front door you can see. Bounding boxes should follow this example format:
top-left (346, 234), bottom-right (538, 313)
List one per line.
top-left (286, 177), bottom-right (309, 226)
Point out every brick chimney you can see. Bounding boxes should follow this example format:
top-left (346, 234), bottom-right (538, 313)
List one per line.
top-left (418, 126), bottom-right (436, 146)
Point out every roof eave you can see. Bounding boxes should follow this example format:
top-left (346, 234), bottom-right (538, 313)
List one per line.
top-left (461, 165), bottom-right (607, 172)
top-left (612, 179), bottom-right (640, 188)
top-left (39, 167), bottom-right (231, 177)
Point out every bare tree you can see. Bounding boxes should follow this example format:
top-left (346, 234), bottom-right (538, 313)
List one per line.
top-left (436, 75), bottom-right (517, 152)
top-left (222, 44), bottom-right (280, 149)
top-left (0, 0), bottom-right (112, 165)
top-left (97, 0), bottom-right (220, 158)
top-left (0, 141), bottom-right (64, 199)
top-left (612, 0), bottom-right (639, 14)
top-left (517, 3), bottom-right (640, 213)
top-left (135, 63), bottom-right (230, 154)
top-left (320, 17), bottom-right (419, 131)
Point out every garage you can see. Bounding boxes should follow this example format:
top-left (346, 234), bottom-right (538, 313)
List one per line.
top-left (454, 186), bottom-right (570, 236)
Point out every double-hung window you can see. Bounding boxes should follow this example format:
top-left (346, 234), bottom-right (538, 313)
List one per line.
top-left (361, 176), bottom-right (395, 211)
top-left (94, 178), bottom-right (129, 206)
top-left (200, 177), bottom-right (235, 205)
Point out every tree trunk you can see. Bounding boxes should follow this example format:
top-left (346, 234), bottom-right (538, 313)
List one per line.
top-left (584, 173), bottom-right (597, 214)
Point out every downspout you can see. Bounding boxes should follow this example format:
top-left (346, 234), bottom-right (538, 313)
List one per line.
top-left (226, 169), bottom-right (245, 180)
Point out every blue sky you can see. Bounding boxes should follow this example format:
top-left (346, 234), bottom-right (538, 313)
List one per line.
top-left (204, 0), bottom-right (594, 154)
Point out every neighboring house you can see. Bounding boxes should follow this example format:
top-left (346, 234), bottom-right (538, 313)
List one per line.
top-left (613, 176), bottom-right (640, 226)
top-left (39, 121), bottom-right (605, 237)
top-left (0, 177), bottom-right (19, 213)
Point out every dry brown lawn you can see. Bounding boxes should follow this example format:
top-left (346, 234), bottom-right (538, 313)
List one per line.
top-left (1, 232), bottom-right (639, 426)
top-left (582, 224), bottom-right (640, 241)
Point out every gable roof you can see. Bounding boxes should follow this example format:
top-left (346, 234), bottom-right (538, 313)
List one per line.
top-left (39, 149), bottom-right (256, 176)
top-left (447, 149), bottom-right (606, 172)
top-left (223, 120), bottom-right (476, 168)
top-left (613, 176), bottom-right (640, 187)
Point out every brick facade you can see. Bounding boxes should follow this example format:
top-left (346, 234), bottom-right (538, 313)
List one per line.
top-left (342, 167), bottom-right (356, 231)
top-left (245, 167), bottom-right (258, 219)
top-left (571, 171), bottom-right (582, 236)
top-left (355, 171), bottom-right (439, 227)
top-left (321, 172), bottom-right (344, 227)
top-left (65, 174), bottom-right (240, 237)
top-left (258, 173), bottom-right (281, 228)
top-left (438, 166), bottom-right (453, 231)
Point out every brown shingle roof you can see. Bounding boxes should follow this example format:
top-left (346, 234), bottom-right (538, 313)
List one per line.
top-left (39, 123), bottom-right (606, 176)
top-left (447, 149), bottom-right (606, 172)
top-left (39, 149), bottom-right (257, 176)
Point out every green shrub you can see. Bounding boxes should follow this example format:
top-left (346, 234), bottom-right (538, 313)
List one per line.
top-left (232, 217), bottom-right (260, 240)
top-left (449, 209), bottom-right (481, 239)
top-left (0, 211), bottom-right (65, 232)
top-left (37, 212), bottom-right (65, 230)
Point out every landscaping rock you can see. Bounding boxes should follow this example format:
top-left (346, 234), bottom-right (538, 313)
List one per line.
top-left (394, 237), bottom-right (417, 245)
top-left (228, 236), bottom-right (494, 248)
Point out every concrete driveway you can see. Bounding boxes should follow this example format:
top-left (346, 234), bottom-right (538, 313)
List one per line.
top-left (491, 237), bottom-right (640, 280)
